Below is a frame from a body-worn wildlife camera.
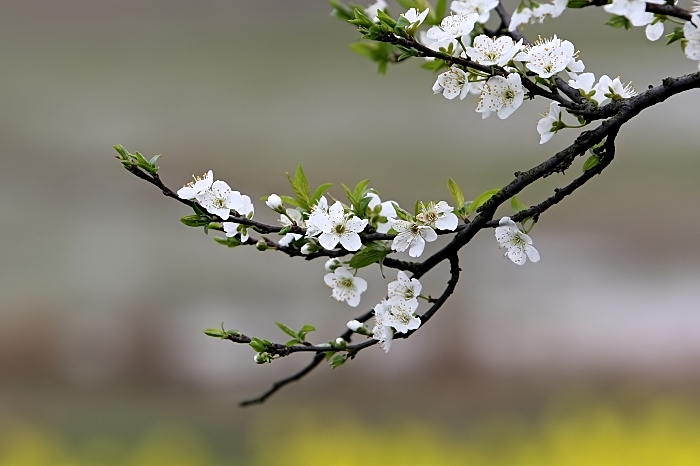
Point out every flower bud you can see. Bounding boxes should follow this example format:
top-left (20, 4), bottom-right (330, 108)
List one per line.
top-left (325, 258), bottom-right (342, 272)
top-left (256, 241), bottom-right (269, 251)
top-left (265, 194), bottom-right (283, 211)
top-left (254, 352), bottom-right (271, 364)
top-left (332, 337), bottom-right (347, 350)
top-left (347, 320), bottom-right (363, 332)
top-left (301, 242), bottom-right (318, 255)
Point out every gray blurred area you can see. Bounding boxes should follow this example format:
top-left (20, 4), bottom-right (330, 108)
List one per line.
top-left (0, 0), bottom-right (699, 460)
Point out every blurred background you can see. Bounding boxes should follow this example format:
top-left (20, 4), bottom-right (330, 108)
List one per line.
top-left (1, 0), bottom-right (700, 464)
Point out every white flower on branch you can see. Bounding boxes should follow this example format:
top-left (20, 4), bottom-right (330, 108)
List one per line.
top-left (432, 66), bottom-right (472, 100)
top-left (265, 194), bottom-right (282, 211)
top-left (684, 16), bottom-right (700, 65)
top-left (347, 320), bottom-right (363, 332)
top-left (464, 35), bottom-right (523, 67)
top-left (387, 271), bottom-right (421, 306)
top-left (450, 0), bottom-right (499, 23)
top-left (200, 180), bottom-right (248, 220)
top-left (495, 216), bottom-right (540, 265)
top-left (645, 21), bottom-right (664, 42)
top-left (324, 267), bottom-right (367, 307)
top-left (385, 298), bottom-right (421, 334)
top-left (223, 194), bottom-right (254, 241)
top-left (365, 0), bottom-right (387, 22)
top-left (426, 13), bottom-right (479, 49)
top-left (365, 192), bottom-right (397, 234)
top-left (568, 72), bottom-right (605, 104)
top-left (476, 73), bottom-right (524, 120)
top-left (401, 7), bottom-right (429, 28)
top-left (177, 170), bottom-right (213, 201)
top-left (416, 201), bottom-right (459, 231)
top-left (508, 0), bottom-right (566, 31)
top-left (305, 196), bottom-right (329, 237)
top-left (604, 0), bottom-right (664, 27)
top-left (277, 208), bottom-right (303, 247)
top-left (594, 75), bottom-right (637, 105)
top-left (516, 35), bottom-right (579, 79)
top-left (372, 300), bottom-right (394, 353)
top-left (389, 219), bottom-right (438, 257)
top-left (306, 201), bottom-right (368, 251)
top-left (537, 101), bottom-right (563, 144)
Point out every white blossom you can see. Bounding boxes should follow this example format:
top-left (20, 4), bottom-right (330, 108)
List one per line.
top-left (389, 219), bottom-right (438, 257)
top-left (594, 75), bottom-right (637, 105)
top-left (450, 0), bottom-right (499, 23)
top-left (432, 66), bottom-right (472, 100)
top-left (516, 35), bottom-right (578, 79)
top-left (464, 35), bottom-right (523, 67)
top-left (508, 0), bottom-right (566, 31)
top-left (509, 8), bottom-right (533, 31)
top-left (279, 233), bottom-right (302, 247)
top-left (387, 271), bottom-right (422, 307)
top-left (476, 73), bottom-right (525, 120)
top-left (365, 0), bottom-right (387, 22)
top-left (568, 72), bottom-right (601, 103)
top-left (366, 192), bottom-right (397, 234)
top-left (347, 320), bottom-right (364, 332)
top-left (684, 16), bottom-right (700, 65)
top-left (324, 267), bottom-right (368, 307)
top-left (372, 300), bottom-right (394, 353)
top-left (495, 216), bottom-right (540, 265)
top-left (401, 7), bottom-right (429, 27)
top-left (265, 194), bottom-right (282, 210)
top-left (222, 194), bottom-right (254, 241)
top-left (307, 201), bottom-right (368, 251)
top-left (536, 101), bottom-right (563, 144)
top-left (306, 196), bottom-right (329, 237)
top-left (385, 298), bottom-right (421, 334)
top-left (277, 208), bottom-right (303, 247)
top-left (645, 21), bottom-right (664, 41)
top-left (426, 13), bottom-right (479, 50)
top-left (200, 180), bottom-right (247, 220)
top-left (416, 201), bottom-right (459, 231)
top-left (604, 0), bottom-right (664, 27)
top-left (177, 170), bottom-right (213, 201)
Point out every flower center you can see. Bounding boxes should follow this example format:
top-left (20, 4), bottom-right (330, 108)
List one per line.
top-left (334, 224), bottom-right (346, 235)
top-left (339, 278), bottom-right (354, 289)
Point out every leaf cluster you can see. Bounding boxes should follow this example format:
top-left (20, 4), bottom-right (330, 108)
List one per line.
top-left (284, 164), bottom-right (332, 212)
top-left (114, 144), bottom-right (160, 175)
top-left (275, 322), bottom-right (317, 346)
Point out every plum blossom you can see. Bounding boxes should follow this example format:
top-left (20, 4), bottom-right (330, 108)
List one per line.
top-left (365, 0), bottom-right (387, 22)
top-left (347, 320), bottom-right (364, 332)
top-left (306, 196), bottom-right (329, 237)
top-left (387, 271), bottom-right (421, 306)
top-left (401, 7), bottom-right (429, 28)
top-left (432, 66), bottom-right (472, 100)
top-left (594, 75), bottom-right (637, 105)
top-left (265, 194), bottom-right (283, 211)
top-left (645, 21), bottom-right (664, 41)
top-left (416, 201), bottom-right (459, 231)
top-left (372, 300), bottom-right (394, 352)
top-left (450, 0), bottom-right (499, 23)
top-left (365, 192), bottom-right (397, 234)
top-left (324, 267), bottom-right (367, 307)
top-left (464, 35), bottom-right (523, 67)
top-left (495, 217), bottom-right (540, 265)
top-left (684, 15), bottom-right (700, 67)
top-left (384, 298), bottom-right (421, 334)
top-left (536, 101), bottom-right (563, 144)
top-left (476, 73), bottom-right (524, 120)
top-left (568, 72), bottom-right (602, 103)
top-left (509, 0), bottom-right (566, 31)
top-left (516, 35), bottom-right (579, 79)
top-left (604, 0), bottom-right (664, 27)
top-left (278, 208), bottom-right (303, 247)
top-left (200, 180), bottom-right (248, 220)
top-left (223, 194), bottom-right (254, 241)
top-left (389, 219), bottom-right (438, 257)
top-left (426, 13), bottom-right (479, 50)
top-left (306, 201), bottom-right (368, 251)
top-left (177, 170), bottom-right (213, 201)
top-left (325, 258), bottom-right (343, 272)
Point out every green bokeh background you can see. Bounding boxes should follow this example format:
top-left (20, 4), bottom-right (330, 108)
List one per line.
top-left (1, 1), bottom-right (699, 464)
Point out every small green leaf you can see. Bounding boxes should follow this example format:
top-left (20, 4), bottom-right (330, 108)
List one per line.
top-left (348, 241), bottom-right (391, 269)
top-left (466, 188), bottom-right (500, 216)
top-left (511, 196), bottom-right (527, 213)
top-left (285, 339), bottom-right (302, 346)
top-left (249, 338), bottom-right (268, 353)
top-left (392, 203), bottom-right (413, 222)
top-left (566, 0), bottom-right (589, 8)
top-left (434, 0), bottom-right (447, 21)
top-left (582, 154), bottom-right (600, 172)
top-left (421, 59), bottom-right (448, 73)
top-left (203, 328), bottom-right (225, 338)
top-left (298, 325), bottom-right (316, 341)
top-left (329, 354), bottom-right (349, 369)
top-left (447, 178), bottom-right (465, 209)
top-left (666, 26), bottom-right (684, 45)
top-left (214, 236), bottom-right (242, 247)
top-left (605, 14), bottom-right (631, 29)
top-left (279, 195), bottom-right (300, 208)
top-left (312, 183), bottom-right (333, 204)
top-left (375, 10), bottom-right (397, 28)
top-left (275, 321), bottom-right (299, 339)
top-left (180, 215), bottom-right (210, 227)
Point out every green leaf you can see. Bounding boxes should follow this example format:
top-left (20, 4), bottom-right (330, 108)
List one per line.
top-left (275, 321), bottom-right (299, 339)
top-left (466, 188), bottom-right (501, 216)
top-left (348, 241), bottom-right (391, 269)
top-left (582, 154), bottom-right (600, 172)
top-left (298, 325), bottom-right (316, 341)
top-left (392, 203), bottom-right (413, 222)
top-left (312, 183), bottom-right (333, 204)
top-left (180, 215), bottom-right (211, 227)
top-left (434, 0), bottom-right (447, 21)
top-left (249, 338), bottom-right (268, 353)
top-left (214, 236), bottom-right (242, 247)
top-left (566, 0), bottom-right (589, 8)
top-left (666, 26), bottom-right (684, 46)
top-left (421, 59), bottom-right (448, 73)
top-left (447, 178), bottom-right (465, 209)
top-left (329, 354), bottom-right (349, 369)
top-left (285, 339), bottom-right (302, 346)
top-left (279, 195), bottom-right (300, 208)
top-left (352, 179), bottom-right (370, 201)
top-left (375, 9), bottom-right (397, 28)
top-left (605, 14), bottom-right (631, 29)
top-left (328, 0), bottom-right (354, 20)
top-left (510, 196), bottom-right (528, 213)
top-left (203, 328), bottom-right (225, 338)
top-left (349, 8), bottom-right (374, 27)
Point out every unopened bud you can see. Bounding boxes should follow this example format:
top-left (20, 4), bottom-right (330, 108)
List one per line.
top-left (347, 320), bottom-right (363, 332)
top-left (325, 258), bottom-right (342, 272)
top-left (301, 242), bottom-right (318, 255)
top-left (333, 337), bottom-right (347, 350)
top-left (256, 241), bottom-right (269, 251)
top-left (254, 352), bottom-right (271, 364)
top-left (265, 194), bottom-right (283, 211)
